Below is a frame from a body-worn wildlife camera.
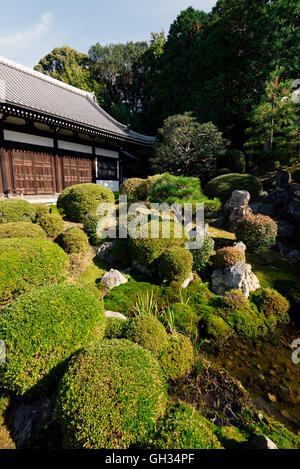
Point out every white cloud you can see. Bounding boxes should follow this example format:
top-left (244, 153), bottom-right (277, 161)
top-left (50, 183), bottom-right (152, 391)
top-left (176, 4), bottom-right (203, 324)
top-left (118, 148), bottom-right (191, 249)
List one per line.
top-left (0, 12), bottom-right (53, 50)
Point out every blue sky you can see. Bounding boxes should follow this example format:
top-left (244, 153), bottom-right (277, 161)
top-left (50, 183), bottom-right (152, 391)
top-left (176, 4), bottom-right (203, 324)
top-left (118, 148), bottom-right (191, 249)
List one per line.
top-left (0, 1), bottom-right (217, 68)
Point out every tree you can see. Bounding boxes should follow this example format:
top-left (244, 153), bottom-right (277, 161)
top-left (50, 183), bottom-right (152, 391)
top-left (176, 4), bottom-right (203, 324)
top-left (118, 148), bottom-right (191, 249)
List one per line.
top-left (35, 47), bottom-right (105, 105)
top-left (151, 113), bottom-right (228, 181)
top-left (245, 73), bottom-right (300, 164)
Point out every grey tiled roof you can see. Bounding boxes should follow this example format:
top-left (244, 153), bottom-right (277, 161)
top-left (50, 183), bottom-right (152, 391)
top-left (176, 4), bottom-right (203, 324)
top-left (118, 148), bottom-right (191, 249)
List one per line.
top-left (0, 56), bottom-right (156, 145)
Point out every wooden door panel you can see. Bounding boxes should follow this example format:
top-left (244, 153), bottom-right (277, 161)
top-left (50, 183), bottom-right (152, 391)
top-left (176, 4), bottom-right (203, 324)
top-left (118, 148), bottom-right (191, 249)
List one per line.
top-left (62, 156), bottom-right (92, 188)
top-left (11, 149), bottom-right (55, 195)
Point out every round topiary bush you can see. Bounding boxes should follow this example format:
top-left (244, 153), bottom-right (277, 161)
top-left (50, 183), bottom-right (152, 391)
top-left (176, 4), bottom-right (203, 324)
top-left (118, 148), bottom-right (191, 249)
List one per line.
top-left (152, 403), bottom-right (222, 449)
top-left (119, 178), bottom-right (146, 200)
top-left (235, 215), bottom-right (277, 253)
top-left (59, 227), bottom-right (89, 254)
top-left (56, 339), bottom-right (167, 449)
top-left (0, 284), bottom-right (106, 395)
top-left (212, 247), bottom-right (246, 270)
top-left (192, 237), bottom-right (214, 273)
top-left (0, 238), bottom-right (69, 306)
top-left (257, 288), bottom-right (290, 324)
top-left (37, 213), bottom-right (64, 238)
top-left (0, 222), bottom-right (47, 239)
top-left (159, 333), bottom-right (194, 381)
top-left (57, 183), bottom-right (115, 223)
top-left (158, 246), bottom-right (193, 284)
top-left (104, 317), bottom-right (127, 339)
top-left (223, 289), bottom-right (251, 311)
top-left (0, 199), bottom-right (36, 224)
top-left (124, 315), bottom-right (169, 357)
top-left (82, 213), bottom-right (102, 245)
top-left (32, 203), bottom-right (50, 220)
top-left (205, 173), bottom-right (262, 203)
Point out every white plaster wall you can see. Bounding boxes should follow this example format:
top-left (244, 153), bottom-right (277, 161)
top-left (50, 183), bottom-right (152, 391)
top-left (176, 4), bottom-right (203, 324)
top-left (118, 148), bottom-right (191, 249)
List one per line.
top-left (97, 180), bottom-right (119, 191)
top-left (3, 130), bottom-right (54, 148)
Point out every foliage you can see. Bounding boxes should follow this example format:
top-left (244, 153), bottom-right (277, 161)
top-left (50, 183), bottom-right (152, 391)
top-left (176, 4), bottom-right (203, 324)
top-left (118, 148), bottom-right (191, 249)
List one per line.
top-left (170, 303), bottom-right (199, 337)
top-left (57, 183), bottom-right (115, 223)
top-left (119, 178), bottom-right (146, 200)
top-left (202, 314), bottom-right (231, 340)
top-left (59, 227), bottom-right (89, 254)
top-left (158, 246), bottom-right (193, 284)
top-left (151, 114), bottom-right (228, 181)
top-left (32, 203), bottom-right (50, 219)
top-left (192, 237), bottom-right (214, 273)
top-left (0, 199), bottom-right (36, 224)
top-left (149, 172), bottom-right (221, 210)
top-left (0, 238), bottom-right (68, 306)
top-left (159, 333), bottom-right (194, 381)
top-left (124, 315), bottom-right (169, 357)
top-left (37, 213), bottom-right (64, 238)
top-left (205, 173), bottom-right (263, 203)
top-left (219, 149), bottom-right (246, 174)
top-left (0, 222), bottom-right (46, 239)
top-left (254, 288), bottom-right (290, 324)
top-left (131, 290), bottom-right (159, 317)
top-left (82, 213), bottom-right (102, 245)
top-left (56, 339), bottom-right (167, 449)
top-left (223, 289), bottom-right (251, 311)
top-left (212, 247), bottom-right (246, 269)
top-left (152, 403), bottom-right (222, 449)
top-left (0, 284), bottom-right (106, 395)
top-left (104, 318), bottom-right (127, 339)
top-left (236, 215), bottom-right (277, 253)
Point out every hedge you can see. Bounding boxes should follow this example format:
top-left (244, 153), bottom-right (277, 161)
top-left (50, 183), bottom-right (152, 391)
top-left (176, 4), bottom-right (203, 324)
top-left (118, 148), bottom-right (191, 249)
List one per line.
top-left (0, 199), bottom-right (36, 224)
top-left (57, 183), bottom-right (115, 223)
top-left (205, 173), bottom-right (263, 203)
top-left (0, 284), bottom-right (106, 395)
top-left (0, 238), bottom-right (69, 306)
top-left (37, 213), bottom-right (64, 238)
top-left (0, 222), bottom-right (47, 239)
top-left (59, 227), bottom-right (89, 253)
top-left (56, 339), bottom-right (167, 449)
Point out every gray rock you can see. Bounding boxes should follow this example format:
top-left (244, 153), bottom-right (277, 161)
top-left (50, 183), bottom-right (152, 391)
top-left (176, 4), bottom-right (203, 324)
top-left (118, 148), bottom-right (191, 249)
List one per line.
top-left (276, 219), bottom-right (294, 238)
top-left (228, 205), bottom-right (253, 232)
top-left (289, 184), bottom-right (300, 197)
top-left (224, 190), bottom-right (250, 216)
top-left (287, 198), bottom-right (300, 223)
top-left (181, 273), bottom-right (194, 289)
top-left (233, 241), bottom-right (247, 254)
top-left (105, 311), bottom-right (127, 320)
top-left (101, 269), bottom-right (128, 290)
top-left (211, 262), bottom-right (260, 297)
top-left (268, 189), bottom-right (289, 205)
top-left (249, 202), bottom-right (275, 217)
top-left (241, 435), bottom-right (278, 450)
top-left (276, 170), bottom-right (291, 189)
top-left (97, 242), bottom-right (114, 263)
top-left (287, 250), bottom-right (300, 260)
top-left (189, 223), bottom-right (209, 240)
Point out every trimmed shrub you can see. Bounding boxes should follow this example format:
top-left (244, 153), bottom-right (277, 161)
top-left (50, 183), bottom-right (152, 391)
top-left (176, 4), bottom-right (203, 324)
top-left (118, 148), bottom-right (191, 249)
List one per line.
top-left (111, 239), bottom-right (132, 265)
top-left (205, 173), bottom-right (262, 203)
top-left (37, 213), bottom-right (64, 238)
top-left (256, 288), bottom-right (290, 324)
top-left (104, 317), bottom-right (127, 339)
top-left (149, 173), bottom-right (221, 211)
top-left (158, 246), bottom-right (193, 284)
top-left (171, 303), bottom-right (199, 337)
top-left (56, 339), bottom-right (167, 449)
top-left (58, 183), bottom-right (115, 223)
top-left (212, 247), bottom-right (246, 269)
top-left (0, 238), bottom-right (69, 306)
top-left (221, 150), bottom-right (246, 174)
top-left (0, 284), bottom-right (106, 395)
top-left (135, 175), bottom-right (162, 201)
top-left (125, 315), bottom-right (168, 357)
top-left (192, 237), bottom-right (214, 273)
top-left (236, 215), bottom-right (277, 253)
top-left (59, 227), bottom-right (89, 254)
top-left (119, 178), bottom-right (146, 200)
top-left (32, 203), bottom-right (50, 220)
top-left (0, 199), bottom-right (36, 224)
top-left (203, 314), bottom-right (231, 340)
top-left (0, 222), bottom-right (46, 239)
top-left (159, 333), bottom-right (194, 381)
top-left (223, 289), bottom-right (251, 311)
top-left (152, 403), bottom-right (222, 449)
top-left (82, 213), bottom-right (102, 245)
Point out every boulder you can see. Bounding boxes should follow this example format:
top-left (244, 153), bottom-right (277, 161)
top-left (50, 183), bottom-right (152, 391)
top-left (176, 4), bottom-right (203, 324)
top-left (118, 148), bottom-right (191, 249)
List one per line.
top-left (211, 261), bottom-right (260, 297)
top-left (224, 190), bottom-right (250, 216)
top-left (97, 242), bottom-right (114, 263)
top-left (241, 435), bottom-right (278, 450)
top-left (249, 201), bottom-right (275, 217)
top-left (105, 311), bottom-right (127, 320)
top-left (287, 250), bottom-right (300, 260)
top-left (276, 170), bottom-right (291, 189)
top-left (232, 241), bottom-right (247, 254)
top-left (276, 219), bottom-right (294, 238)
top-left (267, 189), bottom-right (289, 205)
top-left (289, 184), bottom-right (300, 198)
top-left (181, 273), bottom-right (194, 289)
top-left (101, 269), bottom-right (128, 290)
top-left (188, 223), bottom-right (209, 240)
top-left (228, 205), bottom-right (253, 232)
top-left (287, 198), bottom-right (300, 223)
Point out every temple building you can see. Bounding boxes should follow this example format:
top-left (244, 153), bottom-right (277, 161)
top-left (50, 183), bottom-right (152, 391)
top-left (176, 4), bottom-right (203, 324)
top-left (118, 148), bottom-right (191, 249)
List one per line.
top-left (0, 56), bottom-right (155, 200)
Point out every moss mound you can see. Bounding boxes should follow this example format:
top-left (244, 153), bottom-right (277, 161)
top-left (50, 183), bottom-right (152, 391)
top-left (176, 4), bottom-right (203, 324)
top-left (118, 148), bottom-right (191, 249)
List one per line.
top-left (32, 203), bottom-right (50, 220)
top-left (56, 339), bottom-right (167, 449)
top-left (124, 315), bottom-right (169, 357)
top-left (213, 247), bottom-right (246, 269)
top-left (192, 237), bottom-right (214, 273)
top-left (0, 284), bottom-right (106, 395)
top-left (236, 215), bottom-right (277, 253)
top-left (255, 288), bottom-right (290, 324)
top-left (59, 227), bottom-right (89, 253)
top-left (37, 213), bottom-right (64, 238)
top-left (205, 173), bottom-right (262, 203)
top-left (0, 199), bottom-right (36, 223)
top-left (57, 183), bottom-right (115, 223)
top-left (0, 238), bottom-right (69, 306)
top-left (104, 317), bottom-right (127, 339)
top-left (170, 303), bottom-right (199, 337)
top-left (0, 222), bottom-right (46, 239)
top-left (159, 333), bottom-right (194, 380)
top-left (158, 246), bottom-right (193, 284)
top-left (152, 403), bottom-right (222, 449)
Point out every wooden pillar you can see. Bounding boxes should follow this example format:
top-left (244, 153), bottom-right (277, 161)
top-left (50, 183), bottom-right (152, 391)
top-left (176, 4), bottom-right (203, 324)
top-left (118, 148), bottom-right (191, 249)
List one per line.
top-left (0, 148), bottom-right (13, 194)
top-left (53, 134), bottom-right (63, 193)
top-left (92, 145), bottom-right (97, 183)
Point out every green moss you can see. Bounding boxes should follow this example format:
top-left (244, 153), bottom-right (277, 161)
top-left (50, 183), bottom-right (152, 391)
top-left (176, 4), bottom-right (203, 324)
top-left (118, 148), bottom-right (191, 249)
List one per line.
top-left (203, 314), bottom-right (231, 340)
top-left (252, 288), bottom-right (290, 325)
top-left (213, 425), bottom-right (247, 449)
top-left (0, 221), bottom-right (47, 239)
top-left (158, 246), bottom-right (193, 284)
top-left (0, 199), bottom-right (36, 223)
top-left (104, 317), bottom-right (127, 339)
top-left (59, 227), bottom-right (90, 254)
top-left (170, 303), bottom-right (199, 337)
top-left (125, 315), bottom-right (169, 357)
top-left (205, 173), bottom-right (262, 203)
top-left (37, 213), bottom-right (64, 238)
top-left (159, 333), bottom-right (194, 381)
